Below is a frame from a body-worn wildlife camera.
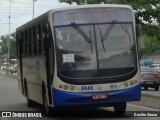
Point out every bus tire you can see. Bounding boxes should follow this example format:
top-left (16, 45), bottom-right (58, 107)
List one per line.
top-left (27, 99), bottom-right (36, 108)
top-left (24, 80), bottom-right (35, 107)
top-left (42, 86), bottom-right (52, 116)
top-left (144, 86), bottom-right (148, 90)
top-left (155, 86), bottom-right (159, 91)
top-left (114, 102), bottom-right (126, 116)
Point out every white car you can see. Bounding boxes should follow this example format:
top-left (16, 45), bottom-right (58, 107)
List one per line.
top-left (149, 64), bottom-right (160, 68)
top-left (149, 64), bottom-right (160, 72)
top-left (0, 63), bottom-right (12, 70)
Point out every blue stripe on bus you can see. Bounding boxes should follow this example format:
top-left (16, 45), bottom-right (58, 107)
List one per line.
top-left (52, 84), bottom-right (141, 107)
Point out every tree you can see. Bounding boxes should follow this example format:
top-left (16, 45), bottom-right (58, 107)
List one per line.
top-left (0, 33), bottom-right (16, 60)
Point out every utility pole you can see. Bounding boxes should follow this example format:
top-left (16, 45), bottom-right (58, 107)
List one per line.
top-left (33, 0), bottom-right (36, 19)
top-left (85, 0), bottom-right (87, 4)
top-left (6, 0), bottom-right (11, 75)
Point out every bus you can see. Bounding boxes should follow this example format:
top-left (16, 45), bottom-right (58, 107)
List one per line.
top-left (16, 4), bottom-right (141, 115)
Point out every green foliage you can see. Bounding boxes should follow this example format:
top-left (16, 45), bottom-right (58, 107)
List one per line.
top-left (0, 35), bottom-right (8, 54)
top-left (0, 33), bottom-right (17, 59)
top-left (142, 34), bottom-right (160, 55)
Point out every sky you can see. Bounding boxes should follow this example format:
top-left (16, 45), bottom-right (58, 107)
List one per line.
top-left (0, 0), bottom-right (76, 36)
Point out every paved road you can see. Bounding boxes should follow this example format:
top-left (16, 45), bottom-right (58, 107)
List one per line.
top-left (141, 87), bottom-right (160, 97)
top-left (0, 75), bottom-right (159, 120)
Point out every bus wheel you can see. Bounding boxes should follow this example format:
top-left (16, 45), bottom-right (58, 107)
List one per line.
top-left (144, 86), bottom-right (148, 90)
top-left (42, 90), bottom-right (52, 116)
top-left (155, 86), bottom-right (159, 91)
top-left (114, 102), bottom-right (126, 116)
top-left (27, 99), bottom-right (36, 107)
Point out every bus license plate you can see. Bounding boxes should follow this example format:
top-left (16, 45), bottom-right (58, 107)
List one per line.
top-left (92, 94), bottom-right (107, 100)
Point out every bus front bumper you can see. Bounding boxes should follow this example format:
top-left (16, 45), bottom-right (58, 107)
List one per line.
top-left (52, 84), bottom-right (141, 107)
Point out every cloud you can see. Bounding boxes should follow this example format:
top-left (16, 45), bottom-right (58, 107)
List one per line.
top-left (0, 0), bottom-right (72, 36)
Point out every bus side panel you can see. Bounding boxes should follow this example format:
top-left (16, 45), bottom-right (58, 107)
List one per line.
top-left (52, 84), bottom-right (141, 107)
top-left (22, 57), bottom-right (46, 105)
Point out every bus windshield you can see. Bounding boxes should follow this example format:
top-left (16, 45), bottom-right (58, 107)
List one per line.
top-left (55, 23), bottom-right (136, 79)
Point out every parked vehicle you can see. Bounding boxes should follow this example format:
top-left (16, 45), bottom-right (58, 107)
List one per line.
top-left (10, 64), bottom-right (17, 74)
top-left (149, 64), bottom-right (160, 68)
top-left (140, 59), bottom-right (153, 67)
top-left (149, 64), bottom-right (160, 72)
top-left (0, 63), bottom-right (13, 70)
top-left (141, 67), bottom-right (160, 91)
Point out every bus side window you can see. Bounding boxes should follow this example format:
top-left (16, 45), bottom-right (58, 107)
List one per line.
top-left (42, 23), bottom-right (48, 52)
top-left (33, 26), bottom-right (37, 56)
top-left (25, 30), bottom-right (28, 56)
top-left (28, 28), bottom-right (32, 56)
top-left (24, 30), bottom-right (26, 56)
top-left (22, 32), bottom-right (25, 56)
top-left (31, 28), bottom-right (34, 56)
top-left (20, 32), bottom-right (23, 56)
top-left (38, 24), bottom-right (42, 55)
top-left (40, 24), bottom-right (44, 54)
top-left (35, 25), bottom-right (40, 55)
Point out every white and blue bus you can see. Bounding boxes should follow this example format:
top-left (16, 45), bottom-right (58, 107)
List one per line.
top-left (16, 4), bottom-right (141, 115)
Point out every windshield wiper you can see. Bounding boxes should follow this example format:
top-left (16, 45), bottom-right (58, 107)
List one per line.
top-left (71, 22), bottom-right (92, 43)
top-left (101, 20), bottom-right (116, 42)
top-left (71, 22), bottom-right (93, 53)
top-left (100, 20), bottom-right (116, 52)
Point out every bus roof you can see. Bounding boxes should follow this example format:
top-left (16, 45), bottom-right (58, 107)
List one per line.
top-left (16, 4), bottom-right (133, 31)
top-left (52, 4), bottom-right (133, 12)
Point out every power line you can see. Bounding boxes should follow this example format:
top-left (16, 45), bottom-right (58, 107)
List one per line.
top-left (10, 0), bottom-right (33, 19)
top-left (0, 11), bottom-right (48, 14)
top-left (9, 1), bottom-right (64, 7)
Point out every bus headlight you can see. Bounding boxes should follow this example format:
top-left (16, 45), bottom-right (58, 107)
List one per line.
top-left (130, 81), bottom-right (134, 86)
top-left (124, 82), bottom-right (129, 88)
top-left (63, 85), bottom-right (68, 90)
top-left (59, 85), bottom-right (63, 88)
top-left (135, 80), bottom-right (138, 84)
top-left (69, 86), bottom-right (74, 91)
